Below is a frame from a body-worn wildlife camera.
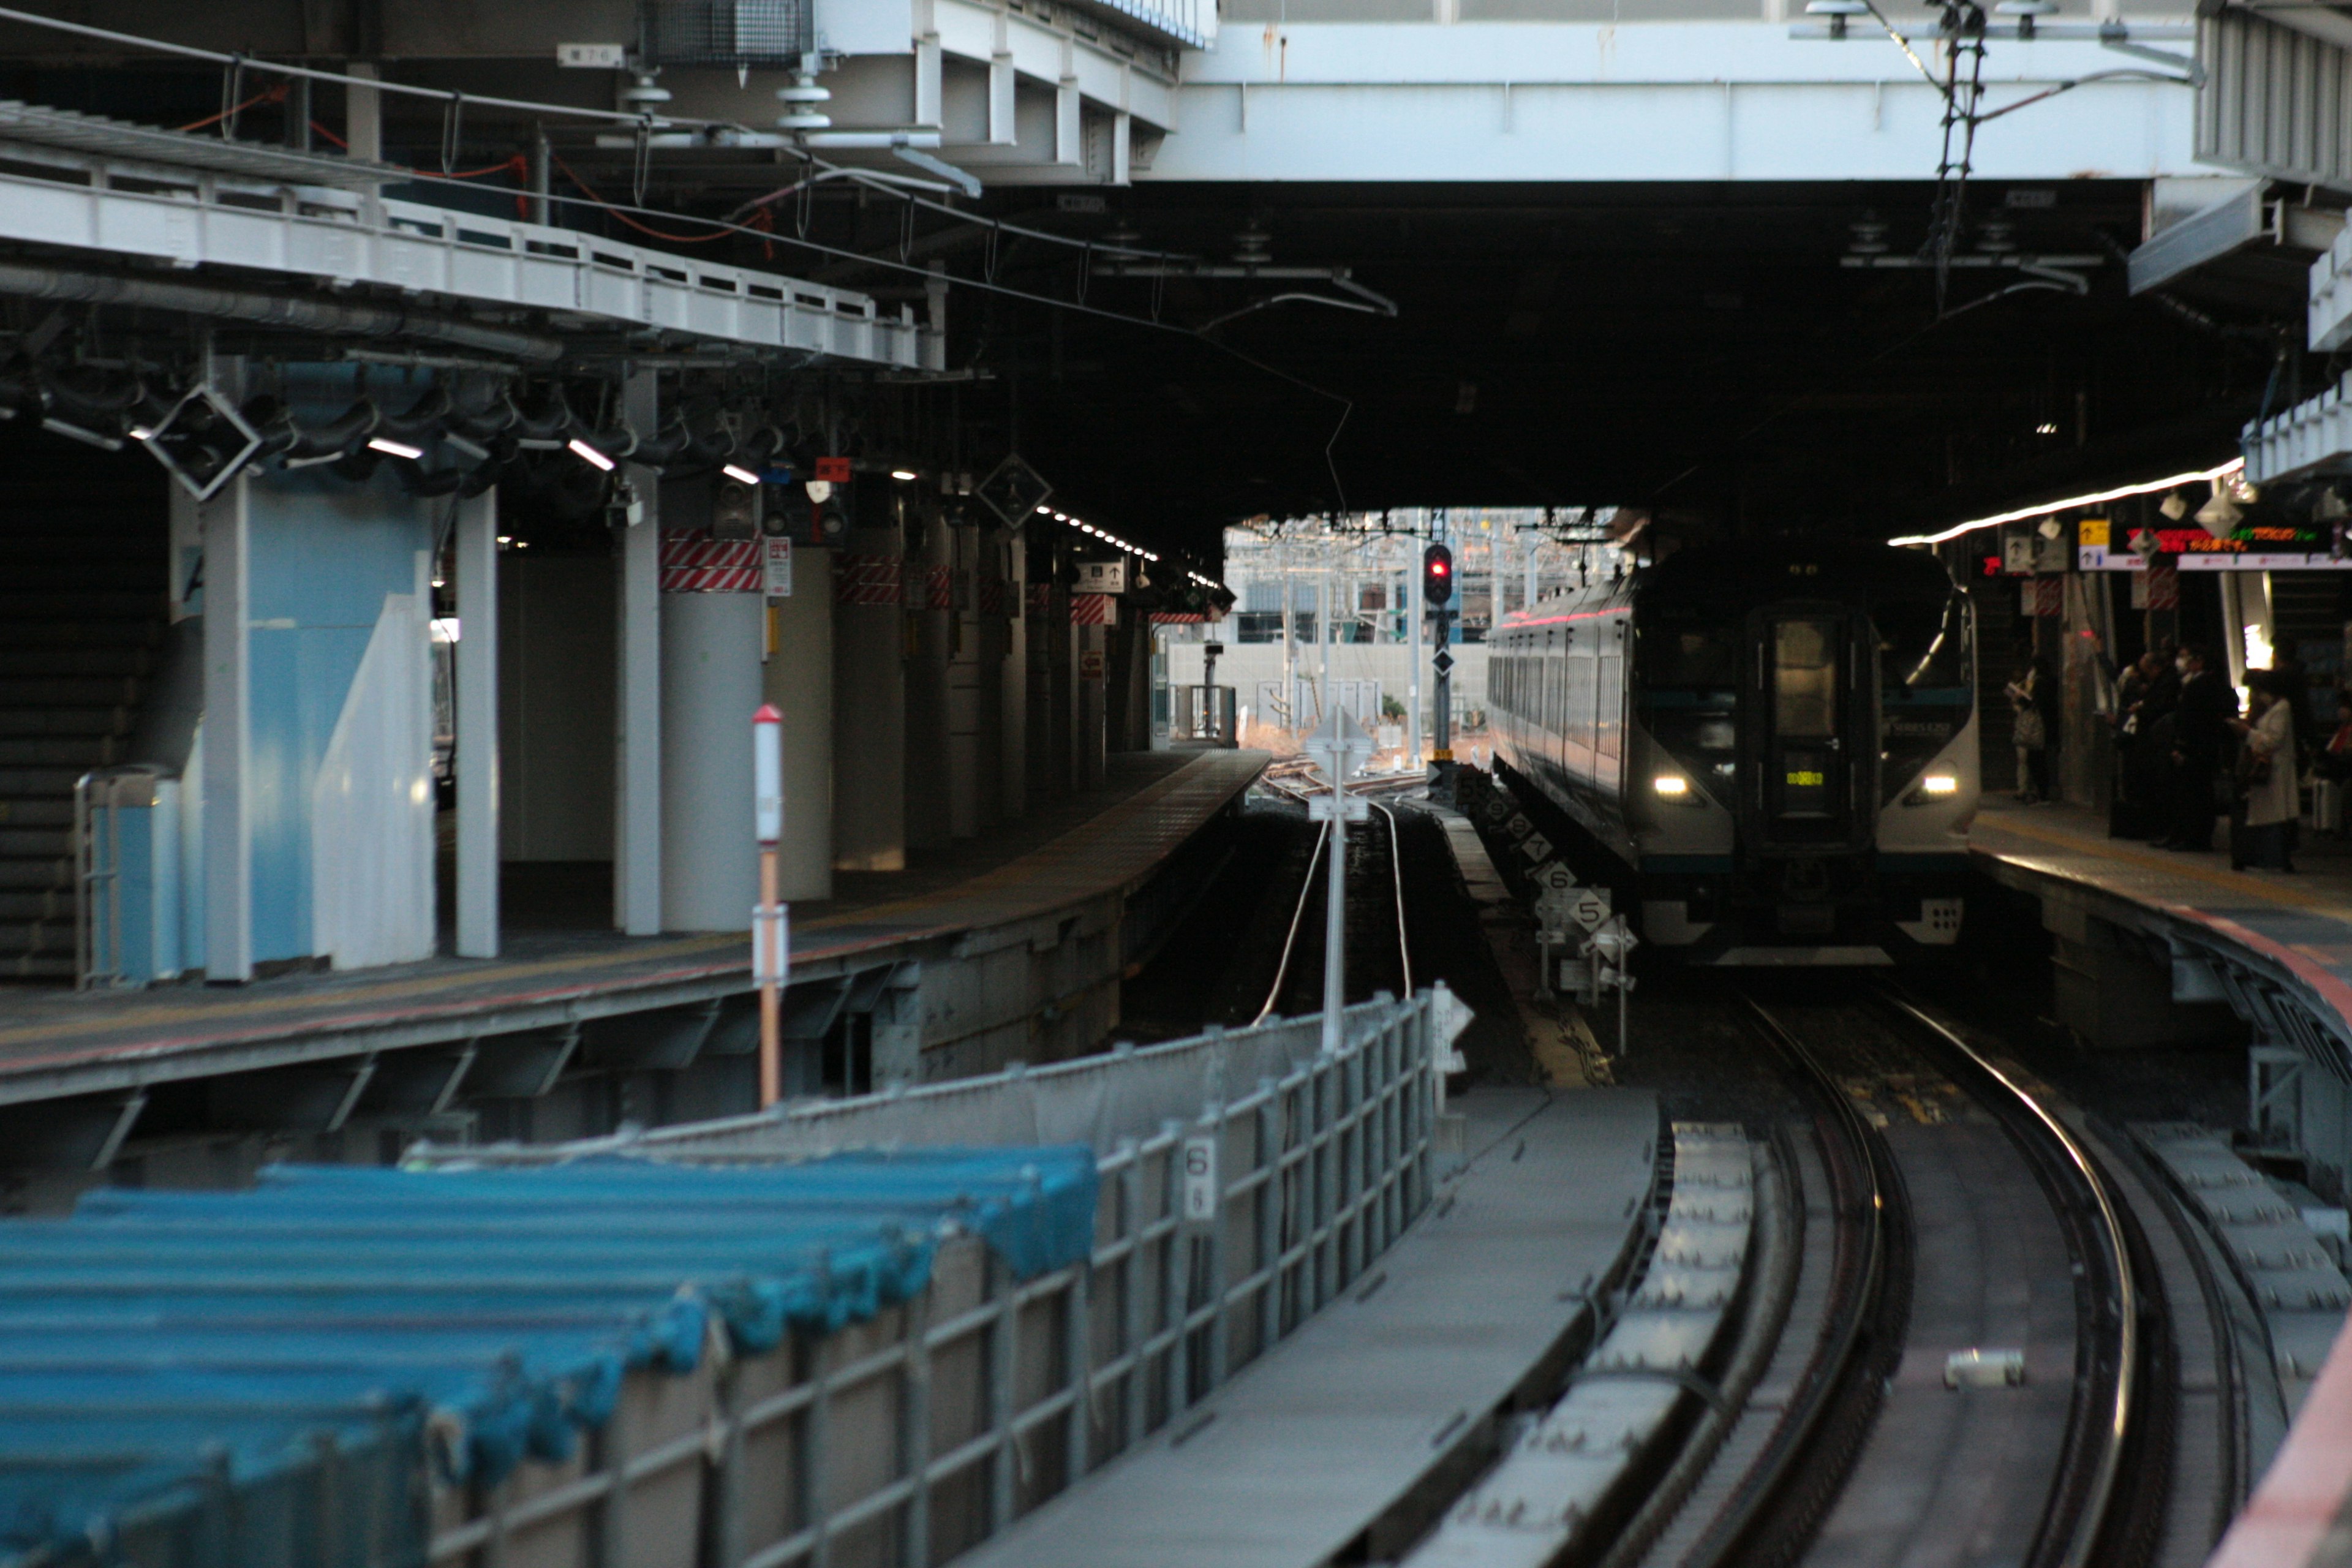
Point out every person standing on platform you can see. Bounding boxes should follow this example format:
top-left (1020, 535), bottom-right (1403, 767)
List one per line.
top-left (2160, 644), bottom-right (2238, 852)
top-left (2111, 650), bottom-right (2169, 837)
top-left (2004, 655), bottom-right (2053, 804)
top-left (2229, 671), bottom-right (2299, 871)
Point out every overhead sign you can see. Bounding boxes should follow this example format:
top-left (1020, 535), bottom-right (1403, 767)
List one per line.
top-left (814, 456), bottom-right (853, 483)
top-left (557, 42), bottom-right (626, 67)
top-left (1076, 559), bottom-right (1127, 595)
top-left (2078, 513), bottom-right (2352, 572)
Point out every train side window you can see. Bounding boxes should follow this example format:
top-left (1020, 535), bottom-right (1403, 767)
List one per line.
top-left (1597, 655), bottom-right (1621, 758)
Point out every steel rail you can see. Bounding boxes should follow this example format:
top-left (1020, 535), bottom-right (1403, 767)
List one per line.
top-left (1251, 775), bottom-right (1415, 1025)
top-left (1251, 816), bottom-right (1329, 1027)
top-left (1693, 991), bottom-right (1899, 1568)
top-left (1874, 987), bottom-right (2139, 1568)
top-left (1370, 799), bottom-right (1414, 998)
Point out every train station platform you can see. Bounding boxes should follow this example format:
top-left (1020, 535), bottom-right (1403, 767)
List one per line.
top-left (0, 750), bottom-right (1266, 1167)
top-left (949, 1085), bottom-right (1660, 1568)
top-left (1967, 796), bottom-right (2352, 1568)
top-left (1967, 796), bottom-right (2352, 1048)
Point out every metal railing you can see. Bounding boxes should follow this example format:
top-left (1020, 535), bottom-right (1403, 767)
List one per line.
top-left (412, 987), bottom-right (1468, 1567)
top-left (73, 764), bottom-right (170, 991)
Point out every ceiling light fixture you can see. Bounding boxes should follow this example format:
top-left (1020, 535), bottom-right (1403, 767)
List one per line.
top-left (891, 468), bottom-right (917, 481)
top-left (367, 437), bottom-right (424, 461)
top-left (1888, 458), bottom-right (2245, 546)
top-left (722, 463), bottom-right (762, 486)
top-left (568, 438), bottom-right (616, 472)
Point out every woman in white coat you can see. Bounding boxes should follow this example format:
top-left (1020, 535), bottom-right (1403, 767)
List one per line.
top-left (2230, 671), bottom-right (2300, 872)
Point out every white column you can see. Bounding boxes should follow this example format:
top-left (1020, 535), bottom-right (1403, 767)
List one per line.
top-left (455, 489), bottom-right (499, 958)
top-left (661, 592), bottom-right (761, 930)
top-left (347, 62), bottom-right (381, 162)
top-left (614, 368), bottom-right (662, 934)
top-left (767, 547), bottom-right (834, 900)
top-left (201, 475), bottom-right (251, 981)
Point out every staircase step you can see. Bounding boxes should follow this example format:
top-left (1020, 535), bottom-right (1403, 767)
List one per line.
top-left (0, 738), bottom-right (114, 767)
top-left (0, 677), bottom-right (140, 707)
top-left (0, 828), bottom-right (69, 858)
top-left (0, 890), bottom-right (67, 920)
top-left (0, 858), bottom-right (69, 891)
top-left (0, 708), bottom-right (126, 737)
top-left (0, 592), bottom-right (163, 619)
top-left (0, 767), bottom-right (97, 796)
top-left (0, 646), bottom-right (153, 678)
top-left (0, 620), bottom-right (162, 650)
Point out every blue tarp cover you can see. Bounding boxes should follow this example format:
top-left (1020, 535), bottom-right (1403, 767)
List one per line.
top-left (0, 1145), bottom-right (1096, 1565)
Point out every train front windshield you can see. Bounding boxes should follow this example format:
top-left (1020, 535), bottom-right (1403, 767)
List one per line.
top-left (1874, 589), bottom-right (1973, 802)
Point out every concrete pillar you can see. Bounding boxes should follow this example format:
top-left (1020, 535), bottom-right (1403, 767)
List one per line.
top-left (1029, 536), bottom-right (1063, 801)
top-left (834, 513), bottom-right (907, 871)
top-left (968, 518), bottom-right (1006, 829)
top-left (660, 589), bottom-right (761, 931)
top-left (906, 495), bottom-right (954, 848)
top-left (614, 368), bottom-right (662, 935)
top-left (346, 62), bottom-right (381, 162)
top-left (200, 473), bottom-right (251, 981)
top-left (945, 511), bottom-right (984, 839)
top-left (1000, 532), bottom-right (1027, 816)
top-left (765, 545), bottom-right (833, 902)
top-left (454, 489), bottom-right (499, 957)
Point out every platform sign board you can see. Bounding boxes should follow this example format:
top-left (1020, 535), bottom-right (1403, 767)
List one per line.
top-left (2078, 513), bottom-right (2352, 571)
top-left (1080, 649), bottom-right (1105, 679)
top-left (1076, 560), bottom-right (1127, 595)
top-left (763, 537), bottom-right (793, 598)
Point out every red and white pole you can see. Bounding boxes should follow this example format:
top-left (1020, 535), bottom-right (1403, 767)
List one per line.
top-left (753, 703), bottom-right (788, 1107)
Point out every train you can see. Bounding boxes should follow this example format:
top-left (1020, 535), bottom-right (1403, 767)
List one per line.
top-left (1486, 540), bottom-right (1979, 963)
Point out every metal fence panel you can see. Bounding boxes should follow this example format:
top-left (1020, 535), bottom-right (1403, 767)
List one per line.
top-left (418, 988), bottom-right (1469, 1568)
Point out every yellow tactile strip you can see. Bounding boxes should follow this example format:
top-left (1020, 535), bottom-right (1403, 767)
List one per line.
top-left (1971, 810), bottom-right (2351, 914)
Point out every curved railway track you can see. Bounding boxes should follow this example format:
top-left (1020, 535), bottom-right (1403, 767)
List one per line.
top-left (1695, 983), bottom-right (2161, 1568)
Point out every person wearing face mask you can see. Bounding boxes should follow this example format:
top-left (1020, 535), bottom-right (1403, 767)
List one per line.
top-left (2157, 644), bottom-right (2239, 852)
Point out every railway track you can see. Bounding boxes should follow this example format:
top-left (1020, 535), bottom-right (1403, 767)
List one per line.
top-left (1252, 772), bottom-right (1415, 1020)
top-left (1679, 983), bottom-right (2165, 1568)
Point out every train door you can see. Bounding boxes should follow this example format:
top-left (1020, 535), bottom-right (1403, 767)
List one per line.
top-left (1746, 609), bottom-right (1875, 851)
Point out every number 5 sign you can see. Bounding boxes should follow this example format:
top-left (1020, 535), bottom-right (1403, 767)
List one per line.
top-left (1182, 1136), bottom-right (1219, 1222)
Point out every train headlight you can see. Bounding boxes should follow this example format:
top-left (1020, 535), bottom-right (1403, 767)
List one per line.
top-left (1904, 771), bottom-right (1962, 805)
top-left (1653, 774), bottom-right (1700, 804)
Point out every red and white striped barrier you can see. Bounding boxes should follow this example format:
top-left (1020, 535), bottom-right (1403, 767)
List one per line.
top-left (659, 533), bottom-right (761, 593)
top-left (1071, 592), bottom-right (1116, 626)
top-left (834, 552), bottom-right (903, 607)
